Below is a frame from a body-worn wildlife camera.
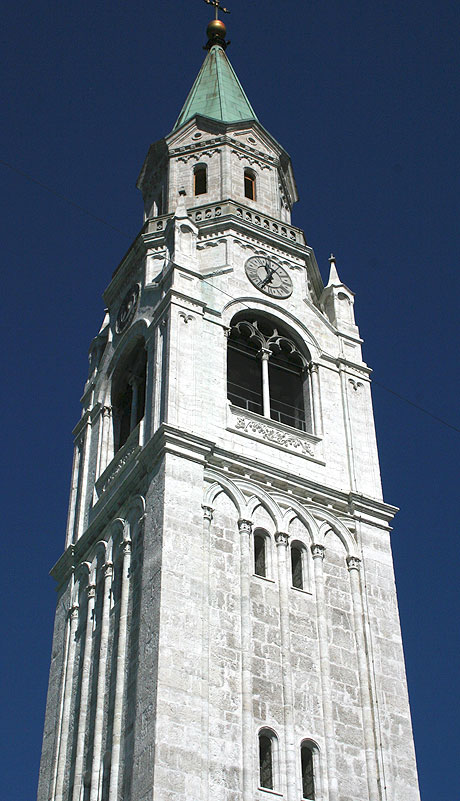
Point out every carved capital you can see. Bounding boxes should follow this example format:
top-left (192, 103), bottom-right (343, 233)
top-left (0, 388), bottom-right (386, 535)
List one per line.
top-left (102, 405), bottom-right (112, 418)
top-left (311, 543), bottom-right (325, 560)
top-left (346, 555), bottom-right (361, 571)
top-left (309, 362), bottom-right (319, 375)
top-left (69, 604), bottom-right (79, 620)
top-left (202, 505), bottom-right (214, 523)
top-left (87, 583), bottom-right (96, 600)
top-left (238, 518), bottom-right (253, 535)
top-left (122, 539), bottom-right (132, 556)
top-left (275, 531), bottom-right (289, 547)
top-left (258, 346), bottom-right (271, 362)
top-left (104, 562), bottom-right (113, 579)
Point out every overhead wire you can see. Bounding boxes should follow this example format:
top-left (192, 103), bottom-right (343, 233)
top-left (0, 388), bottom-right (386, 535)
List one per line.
top-left (4, 157), bottom-right (458, 435)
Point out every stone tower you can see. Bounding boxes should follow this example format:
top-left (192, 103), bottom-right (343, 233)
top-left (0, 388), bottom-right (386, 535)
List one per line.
top-left (37, 20), bottom-right (421, 801)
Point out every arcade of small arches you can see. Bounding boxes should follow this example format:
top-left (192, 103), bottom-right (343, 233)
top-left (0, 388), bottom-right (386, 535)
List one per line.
top-left (52, 498), bottom-right (144, 801)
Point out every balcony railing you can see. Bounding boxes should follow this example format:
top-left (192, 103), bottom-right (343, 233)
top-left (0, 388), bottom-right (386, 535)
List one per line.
top-left (227, 381), bottom-right (306, 432)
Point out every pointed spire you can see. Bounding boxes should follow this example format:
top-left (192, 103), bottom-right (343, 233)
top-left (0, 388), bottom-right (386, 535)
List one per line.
top-left (327, 253), bottom-right (342, 286)
top-left (174, 20), bottom-right (258, 130)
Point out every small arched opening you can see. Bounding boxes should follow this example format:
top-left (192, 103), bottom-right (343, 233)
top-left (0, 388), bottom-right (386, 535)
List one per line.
top-left (194, 164), bottom-right (207, 196)
top-left (244, 168), bottom-right (256, 200)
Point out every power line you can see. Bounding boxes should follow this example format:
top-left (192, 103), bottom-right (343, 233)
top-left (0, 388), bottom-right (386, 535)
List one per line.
top-left (372, 380), bottom-right (460, 434)
top-left (0, 159), bottom-right (131, 238)
top-left (4, 158), bottom-right (458, 435)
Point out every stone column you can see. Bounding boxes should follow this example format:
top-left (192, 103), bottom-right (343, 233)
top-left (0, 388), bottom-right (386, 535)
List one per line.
top-left (65, 444), bottom-right (81, 547)
top-left (143, 333), bottom-right (157, 440)
top-left (76, 419), bottom-right (92, 541)
top-left (339, 368), bottom-right (357, 491)
top-left (311, 543), bottom-right (338, 801)
top-left (54, 602), bottom-right (79, 801)
top-left (275, 532), bottom-right (297, 801)
top-left (347, 555), bottom-right (381, 801)
top-left (238, 518), bottom-right (254, 801)
top-left (72, 580), bottom-right (96, 801)
top-left (99, 406), bottom-right (112, 477)
top-left (200, 506), bottom-right (213, 801)
top-left (108, 537), bottom-right (131, 801)
top-left (90, 561), bottom-right (113, 801)
top-left (259, 348), bottom-right (271, 418)
top-left (129, 376), bottom-right (140, 433)
top-left (310, 363), bottom-right (323, 436)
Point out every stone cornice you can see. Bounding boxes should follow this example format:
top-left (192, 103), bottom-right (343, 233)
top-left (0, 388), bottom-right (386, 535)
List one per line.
top-left (207, 446), bottom-right (397, 528)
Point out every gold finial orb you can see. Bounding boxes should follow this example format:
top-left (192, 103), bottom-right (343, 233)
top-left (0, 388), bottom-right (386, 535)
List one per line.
top-left (207, 18), bottom-right (226, 40)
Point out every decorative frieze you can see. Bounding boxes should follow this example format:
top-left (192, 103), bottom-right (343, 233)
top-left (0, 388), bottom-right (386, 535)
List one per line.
top-left (232, 412), bottom-right (316, 458)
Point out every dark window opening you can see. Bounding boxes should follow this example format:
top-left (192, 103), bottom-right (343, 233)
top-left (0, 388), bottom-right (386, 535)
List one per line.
top-left (227, 330), bottom-right (263, 415)
top-left (301, 745), bottom-right (315, 800)
top-left (259, 734), bottom-right (273, 790)
top-left (254, 534), bottom-right (267, 577)
top-left (269, 355), bottom-right (306, 430)
top-left (291, 546), bottom-right (303, 589)
top-left (112, 340), bottom-right (147, 452)
top-left (194, 166), bottom-right (207, 196)
top-left (227, 315), bottom-right (311, 432)
top-left (244, 170), bottom-right (256, 200)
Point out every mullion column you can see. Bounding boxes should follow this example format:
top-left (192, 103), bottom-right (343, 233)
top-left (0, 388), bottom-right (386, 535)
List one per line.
top-left (54, 602), bottom-right (79, 801)
top-left (275, 532), bottom-right (297, 801)
top-left (90, 560), bottom-right (113, 801)
top-left (238, 518), bottom-right (254, 801)
top-left (311, 543), bottom-right (338, 801)
top-left (72, 579), bottom-right (96, 801)
top-left (200, 506), bottom-right (213, 801)
top-left (259, 347), bottom-right (271, 418)
top-left (108, 536), bottom-right (131, 801)
top-left (347, 555), bottom-right (381, 801)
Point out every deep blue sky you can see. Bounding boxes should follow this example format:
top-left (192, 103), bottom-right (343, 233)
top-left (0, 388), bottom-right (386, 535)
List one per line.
top-left (1, 1), bottom-right (459, 798)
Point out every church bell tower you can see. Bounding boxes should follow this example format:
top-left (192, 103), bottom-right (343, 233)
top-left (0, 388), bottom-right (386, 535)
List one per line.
top-left (37, 18), bottom-right (421, 801)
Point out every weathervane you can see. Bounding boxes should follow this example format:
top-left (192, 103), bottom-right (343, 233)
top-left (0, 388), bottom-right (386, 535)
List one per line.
top-left (203, 0), bottom-right (230, 20)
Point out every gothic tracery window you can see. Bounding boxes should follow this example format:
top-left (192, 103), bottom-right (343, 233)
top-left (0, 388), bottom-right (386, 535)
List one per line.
top-left (227, 315), bottom-right (311, 431)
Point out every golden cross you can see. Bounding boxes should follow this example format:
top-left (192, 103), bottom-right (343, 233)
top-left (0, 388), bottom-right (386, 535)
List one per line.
top-left (203, 0), bottom-right (231, 20)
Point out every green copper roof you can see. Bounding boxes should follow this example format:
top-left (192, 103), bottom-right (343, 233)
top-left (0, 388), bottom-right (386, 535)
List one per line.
top-left (174, 45), bottom-right (258, 129)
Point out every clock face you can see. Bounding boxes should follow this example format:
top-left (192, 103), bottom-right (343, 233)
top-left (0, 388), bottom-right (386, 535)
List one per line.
top-left (115, 284), bottom-right (139, 334)
top-left (245, 256), bottom-right (293, 299)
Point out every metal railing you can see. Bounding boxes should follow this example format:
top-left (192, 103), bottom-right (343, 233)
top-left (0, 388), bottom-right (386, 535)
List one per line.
top-left (228, 381), bottom-right (306, 431)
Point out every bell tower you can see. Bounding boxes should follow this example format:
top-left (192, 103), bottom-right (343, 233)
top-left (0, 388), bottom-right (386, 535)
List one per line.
top-left (37, 18), bottom-right (421, 801)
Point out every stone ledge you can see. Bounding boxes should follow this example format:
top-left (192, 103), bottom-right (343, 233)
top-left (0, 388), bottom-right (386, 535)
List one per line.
top-left (227, 404), bottom-right (324, 464)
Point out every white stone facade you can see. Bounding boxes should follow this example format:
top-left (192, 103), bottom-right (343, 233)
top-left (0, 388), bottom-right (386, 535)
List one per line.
top-left (37, 110), bottom-right (420, 801)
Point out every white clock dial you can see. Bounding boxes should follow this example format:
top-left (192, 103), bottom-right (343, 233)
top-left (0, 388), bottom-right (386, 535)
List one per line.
top-left (244, 256), bottom-right (293, 298)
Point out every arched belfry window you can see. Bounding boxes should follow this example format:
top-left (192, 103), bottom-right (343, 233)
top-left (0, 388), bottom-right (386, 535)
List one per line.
top-left (244, 168), bottom-right (256, 200)
top-left (253, 528), bottom-right (271, 578)
top-left (258, 729), bottom-right (279, 791)
top-left (112, 338), bottom-right (147, 452)
top-left (300, 740), bottom-right (318, 800)
top-left (194, 164), bottom-right (207, 196)
top-left (227, 315), bottom-right (311, 431)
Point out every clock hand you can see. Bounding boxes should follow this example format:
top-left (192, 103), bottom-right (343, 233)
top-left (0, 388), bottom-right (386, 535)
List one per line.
top-left (260, 267), bottom-right (275, 287)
